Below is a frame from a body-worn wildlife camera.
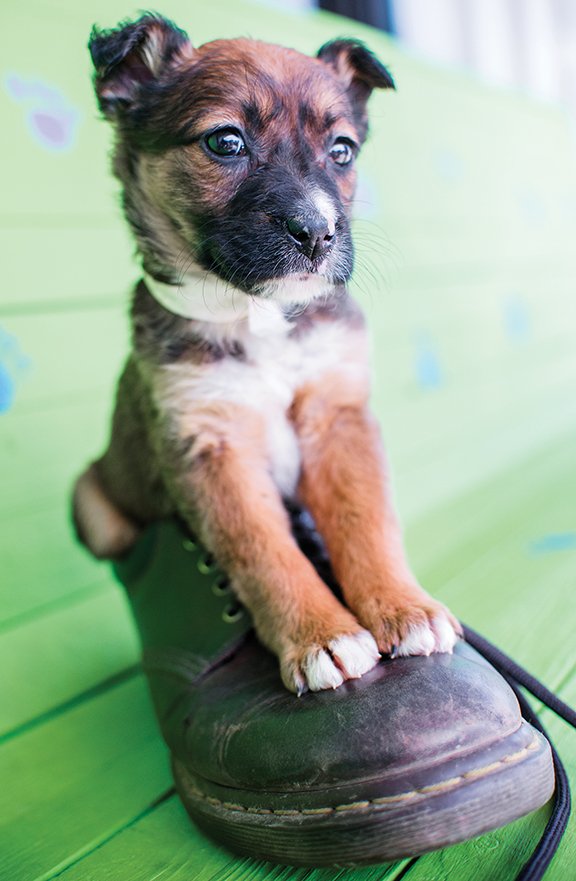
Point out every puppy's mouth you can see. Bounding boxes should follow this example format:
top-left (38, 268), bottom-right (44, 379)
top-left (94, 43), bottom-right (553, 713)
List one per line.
top-left (294, 256), bottom-right (329, 277)
top-left (254, 271), bottom-right (336, 305)
top-left (197, 231), bottom-right (353, 299)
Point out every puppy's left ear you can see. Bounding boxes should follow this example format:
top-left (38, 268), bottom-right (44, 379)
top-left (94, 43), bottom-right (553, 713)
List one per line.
top-left (317, 39), bottom-right (395, 109)
top-left (89, 14), bottom-right (193, 119)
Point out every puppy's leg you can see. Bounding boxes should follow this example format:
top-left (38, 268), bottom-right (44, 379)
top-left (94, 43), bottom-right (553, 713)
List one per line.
top-left (292, 375), bottom-right (461, 657)
top-left (72, 463), bottom-right (141, 559)
top-left (161, 404), bottom-right (379, 693)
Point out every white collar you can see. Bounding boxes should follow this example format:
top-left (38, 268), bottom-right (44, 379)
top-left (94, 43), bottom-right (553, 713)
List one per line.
top-left (143, 270), bottom-right (290, 336)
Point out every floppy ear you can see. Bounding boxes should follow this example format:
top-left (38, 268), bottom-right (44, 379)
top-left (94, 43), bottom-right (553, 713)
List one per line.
top-left (89, 13), bottom-right (192, 118)
top-left (317, 39), bottom-right (395, 108)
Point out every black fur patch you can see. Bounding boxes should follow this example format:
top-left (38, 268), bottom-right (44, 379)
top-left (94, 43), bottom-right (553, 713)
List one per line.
top-left (194, 164), bottom-right (353, 291)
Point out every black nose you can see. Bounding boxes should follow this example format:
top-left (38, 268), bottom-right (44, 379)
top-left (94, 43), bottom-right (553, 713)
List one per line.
top-left (286, 215), bottom-right (334, 261)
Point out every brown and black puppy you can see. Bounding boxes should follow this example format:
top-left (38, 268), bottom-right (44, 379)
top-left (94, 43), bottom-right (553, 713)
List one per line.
top-left (73, 13), bottom-right (461, 694)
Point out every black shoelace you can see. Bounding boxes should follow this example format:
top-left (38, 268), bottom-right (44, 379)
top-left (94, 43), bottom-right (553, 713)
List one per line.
top-left (464, 625), bottom-right (575, 881)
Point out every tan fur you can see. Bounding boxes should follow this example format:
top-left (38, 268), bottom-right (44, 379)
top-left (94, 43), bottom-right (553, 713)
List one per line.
top-left (73, 464), bottom-right (140, 559)
top-left (171, 406), bottom-right (367, 691)
top-left (292, 374), bottom-right (461, 652)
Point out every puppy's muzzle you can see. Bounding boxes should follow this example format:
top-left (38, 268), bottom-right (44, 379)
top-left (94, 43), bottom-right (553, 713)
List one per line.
top-left (286, 213), bottom-right (335, 262)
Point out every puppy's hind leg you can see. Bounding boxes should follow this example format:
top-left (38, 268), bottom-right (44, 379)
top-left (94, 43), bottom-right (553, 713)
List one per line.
top-left (72, 463), bottom-right (141, 560)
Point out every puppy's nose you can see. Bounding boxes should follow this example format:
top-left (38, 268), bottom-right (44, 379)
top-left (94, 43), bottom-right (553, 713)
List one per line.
top-left (286, 215), bottom-right (334, 261)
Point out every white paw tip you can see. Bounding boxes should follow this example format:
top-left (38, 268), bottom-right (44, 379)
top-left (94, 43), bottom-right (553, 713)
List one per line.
top-left (396, 621), bottom-right (436, 657)
top-left (432, 613), bottom-right (459, 653)
top-left (330, 631), bottom-right (381, 679)
top-left (302, 649), bottom-right (344, 692)
top-left (396, 614), bottom-right (459, 658)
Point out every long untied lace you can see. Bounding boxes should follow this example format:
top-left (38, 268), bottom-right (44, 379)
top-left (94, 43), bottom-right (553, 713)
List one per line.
top-left (463, 625), bottom-right (576, 881)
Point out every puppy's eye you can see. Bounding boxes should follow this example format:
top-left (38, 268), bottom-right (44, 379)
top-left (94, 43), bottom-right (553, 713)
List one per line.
top-left (205, 128), bottom-right (247, 158)
top-left (329, 139), bottom-right (355, 166)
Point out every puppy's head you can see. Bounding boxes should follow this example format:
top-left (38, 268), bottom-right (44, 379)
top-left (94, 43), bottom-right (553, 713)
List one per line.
top-left (90, 14), bottom-right (394, 303)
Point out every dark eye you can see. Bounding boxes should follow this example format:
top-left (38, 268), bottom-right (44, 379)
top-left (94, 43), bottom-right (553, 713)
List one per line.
top-left (329, 139), bottom-right (355, 166)
top-left (205, 128), bottom-right (247, 158)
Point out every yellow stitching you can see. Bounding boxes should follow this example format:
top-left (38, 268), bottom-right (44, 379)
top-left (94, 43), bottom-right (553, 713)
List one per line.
top-left (416, 775), bottom-right (464, 794)
top-left (463, 761), bottom-right (503, 780)
top-left (300, 807), bottom-right (335, 815)
top-left (222, 801), bottom-right (247, 812)
top-left (371, 791), bottom-right (417, 804)
top-left (335, 800), bottom-right (371, 812)
top-left (184, 734), bottom-right (540, 816)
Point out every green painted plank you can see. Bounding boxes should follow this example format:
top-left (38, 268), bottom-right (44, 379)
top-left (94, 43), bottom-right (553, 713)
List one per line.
top-left (0, 398), bottom-right (112, 514)
top-left (0, 582), bottom-right (138, 737)
top-left (416, 485), bottom-right (576, 692)
top-left (52, 798), bottom-right (242, 881)
top-left (383, 396), bottom-right (576, 526)
top-left (0, 309), bottom-right (126, 409)
top-left (0, 500), bottom-right (109, 626)
top-left (0, 229), bottom-right (136, 309)
top-left (407, 431), bottom-right (576, 590)
top-left (0, 676), bottom-right (170, 881)
top-left (360, 274), bottom-right (576, 335)
top-left (53, 795), bottom-right (408, 881)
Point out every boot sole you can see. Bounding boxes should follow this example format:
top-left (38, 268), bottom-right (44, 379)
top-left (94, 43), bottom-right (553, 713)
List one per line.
top-left (172, 719), bottom-right (554, 866)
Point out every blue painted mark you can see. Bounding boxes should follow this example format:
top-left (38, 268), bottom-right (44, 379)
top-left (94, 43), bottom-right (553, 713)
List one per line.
top-left (415, 334), bottom-right (444, 390)
top-left (3, 72), bottom-right (80, 152)
top-left (0, 327), bottom-right (30, 413)
top-left (503, 295), bottom-right (531, 342)
top-left (0, 364), bottom-right (14, 413)
top-left (530, 533), bottom-right (576, 555)
top-left (433, 149), bottom-right (465, 184)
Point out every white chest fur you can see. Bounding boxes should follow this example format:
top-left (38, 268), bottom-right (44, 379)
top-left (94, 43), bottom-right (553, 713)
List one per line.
top-left (153, 308), bottom-right (368, 500)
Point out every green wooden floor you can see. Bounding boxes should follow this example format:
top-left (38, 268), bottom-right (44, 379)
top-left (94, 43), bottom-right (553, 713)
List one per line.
top-left (1, 1), bottom-right (576, 879)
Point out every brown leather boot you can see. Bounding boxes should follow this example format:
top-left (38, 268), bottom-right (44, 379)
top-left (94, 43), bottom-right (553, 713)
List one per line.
top-left (113, 517), bottom-right (555, 867)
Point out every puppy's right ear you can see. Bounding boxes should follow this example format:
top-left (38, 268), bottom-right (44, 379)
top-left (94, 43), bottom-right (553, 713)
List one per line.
top-left (89, 13), bottom-right (192, 118)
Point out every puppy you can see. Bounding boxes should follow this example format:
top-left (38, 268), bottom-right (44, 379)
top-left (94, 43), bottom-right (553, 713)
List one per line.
top-left (73, 13), bottom-right (461, 694)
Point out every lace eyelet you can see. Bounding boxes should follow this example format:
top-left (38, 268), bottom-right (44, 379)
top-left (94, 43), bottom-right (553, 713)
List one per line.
top-left (211, 576), bottom-right (232, 596)
top-left (182, 538), bottom-right (197, 552)
top-left (197, 554), bottom-right (217, 575)
top-left (222, 603), bottom-right (244, 623)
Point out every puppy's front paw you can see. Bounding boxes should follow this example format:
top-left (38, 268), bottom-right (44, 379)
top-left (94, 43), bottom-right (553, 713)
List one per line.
top-left (394, 609), bottom-right (460, 657)
top-left (356, 595), bottom-right (461, 659)
top-left (281, 630), bottom-right (380, 695)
